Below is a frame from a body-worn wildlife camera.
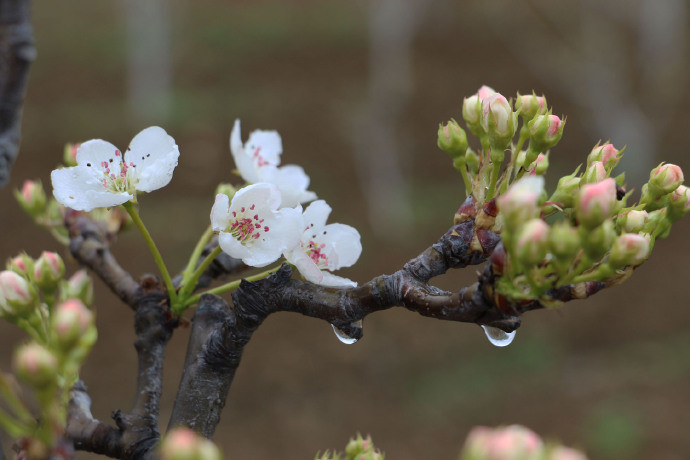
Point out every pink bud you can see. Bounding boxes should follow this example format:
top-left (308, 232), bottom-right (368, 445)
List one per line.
top-left (618, 210), bottom-right (648, 233)
top-left (528, 114), bottom-right (565, 152)
top-left (649, 163), bottom-right (684, 197)
top-left (528, 153), bottom-right (549, 175)
top-left (477, 85), bottom-right (496, 100)
top-left (576, 178), bottom-right (617, 228)
top-left (160, 428), bottom-right (221, 460)
top-left (582, 161), bottom-right (607, 184)
top-left (588, 143), bottom-right (619, 170)
top-left (609, 233), bottom-right (650, 268)
top-left (463, 425), bottom-right (544, 460)
top-left (33, 251), bottom-right (65, 290)
top-left (515, 93), bottom-right (547, 120)
top-left (53, 299), bottom-right (94, 349)
top-left (498, 176), bottom-right (544, 228)
top-left (515, 219), bottom-right (550, 266)
top-left (14, 343), bottom-right (58, 389)
top-left (481, 93), bottom-right (514, 137)
top-left (15, 180), bottom-right (47, 215)
top-left (0, 270), bottom-right (35, 314)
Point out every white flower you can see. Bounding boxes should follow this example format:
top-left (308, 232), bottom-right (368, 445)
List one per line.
top-left (51, 127), bottom-right (179, 212)
top-left (210, 183), bottom-right (302, 267)
top-left (230, 119), bottom-right (317, 207)
top-left (285, 200), bottom-right (362, 287)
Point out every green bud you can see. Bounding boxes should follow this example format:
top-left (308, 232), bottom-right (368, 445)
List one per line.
top-left (617, 210), bottom-right (648, 233)
top-left (609, 233), bottom-right (650, 269)
top-left (437, 119), bottom-right (468, 159)
top-left (548, 172), bottom-right (581, 209)
top-left (215, 183), bottom-right (237, 200)
top-left (549, 221), bottom-right (580, 261)
top-left (587, 143), bottom-right (620, 171)
top-left (33, 251), bottom-right (65, 292)
top-left (345, 433), bottom-right (375, 457)
top-left (53, 299), bottom-right (95, 351)
top-left (465, 149), bottom-right (479, 174)
top-left (668, 185), bottom-right (690, 222)
top-left (515, 219), bottom-right (549, 267)
top-left (648, 163), bottom-right (684, 198)
top-left (14, 180), bottom-right (47, 216)
top-left (63, 143), bottom-right (80, 167)
top-left (6, 253), bottom-right (34, 276)
top-left (515, 92), bottom-right (547, 121)
top-left (14, 343), bottom-right (58, 389)
top-left (527, 114), bottom-right (565, 153)
top-left (583, 219), bottom-right (615, 260)
top-left (63, 269), bottom-right (94, 306)
top-left (582, 161), bottom-right (607, 184)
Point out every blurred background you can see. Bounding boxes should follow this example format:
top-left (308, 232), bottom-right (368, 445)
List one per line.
top-left (1, 0), bottom-right (690, 458)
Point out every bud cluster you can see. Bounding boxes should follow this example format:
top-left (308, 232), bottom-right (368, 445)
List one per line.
top-left (0, 251), bottom-right (97, 450)
top-left (460, 425), bottom-right (588, 460)
top-left (315, 433), bottom-right (385, 460)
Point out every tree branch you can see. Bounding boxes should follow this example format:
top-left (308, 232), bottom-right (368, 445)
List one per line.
top-left (0, 0), bottom-right (34, 188)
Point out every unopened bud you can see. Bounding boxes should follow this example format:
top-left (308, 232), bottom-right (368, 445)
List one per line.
top-left (527, 114), bottom-right (565, 152)
top-left (63, 143), bottom-right (80, 167)
top-left (548, 173), bottom-right (581, 209)
top-left (549, 221), bottom-right (580, 261)
top-left (515, 92), bottom-right (547, 121)
top-left (609, 233), bottom-right (650, 268)
top-left (648, 163), bottom-right (684, 198)
top-left (477, 85), bottom-right (496, 100)
top-left (617, 210), bottom-right (648, 233)
top-left (437, 119), bottom-right (468, 159)
top-left (497, 176), bottom-right (544, 228)
top-left (582, 161), bottom-right (607, 184)
top-left (160, 428), bottom-right (221, 460)
top-left (214, 183), bottom-right (237, 200)
top-left (465, 149), bottom-right (479, 174)
top-left (515, 219), bottom-right (549, 266)
top-left (481, 93), bottom-right (517, 151)
top-left (14, 343), bottom-right (58, 389)
top-left (583, 219), bottom-right (615, 260)
top-left (33, 251), bottom-right (65, 291)
top-left (53, 299), bottom-right (94, 350)
top-left (462, 95), bottom-right (483, 137)
top-left (668, 185), bottom-right (690, 222)
top-left (64, 269), bottom-right (94, 306)
top-left (461, 425), bottom-right (543, 460)
top-left (528, 153), bottom-right (549, 175)
top-left (345, 434), bottom-right (376, 457)
top-left (0, 270), bottom-right (36, 317)
top-left (587, 143), bottom-right (620, 171)
top-left (576, 178), bottom-right (617, 229)
top-left (14, 180), bottom-right (47, 216)
top-left (546, 446), bottom-right (589, 460)
top-left (7, 253), bottom-right (34, 276)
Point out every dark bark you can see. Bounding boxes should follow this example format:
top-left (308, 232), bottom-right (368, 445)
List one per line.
top-left (0, 0), bottom-right (33, 188)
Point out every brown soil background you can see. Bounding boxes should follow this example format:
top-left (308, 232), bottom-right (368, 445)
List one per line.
top-left (1, 1), bottom-right (689, 459)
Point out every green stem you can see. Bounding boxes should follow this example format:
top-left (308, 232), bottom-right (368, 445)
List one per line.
top-left (459, 165), bottom-right (472, 197)
top-left (181, 266), bottom-right (280, 310)
top-left (177, 245), bottom-right (223, 304)
top-left (122, 202), bottom-right (177, 303)
top-left (181, 225), bottom-right (214, 285)
top-left (487, 160), bottom-right (502, 200)
top-left (514, 125), bottom-right (529, 156)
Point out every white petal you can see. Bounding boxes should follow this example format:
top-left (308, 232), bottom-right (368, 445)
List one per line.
top-left (322, 223), bottom-right (362, 269)
top-left (260, 164), bottom-right (317, 208)
top-left (302, 200), bottom-right (331, 231)
top-left (319, 271), bottom-right (357, 288)
top-left (76, 139), bottom-right (123, 177)
top-left (245, 129), bottom-right (282, 166)
top-left (231, 183), bottom-right (282, 212)
top-left (51, 167), bottom-right (131, 211)
top-left (271, 205), bottom-right (304, 252)
top-left (285, 249), bottom-right (324, 284)
top-left (217, 232), bottom-right (252, 262)
top-left (230, 119), bottom-right (243, 159)
top-left (230, 119), bottom-right (260, 183)
top-left (126, 126), bottom-right (180, 193)
top-left (210, 194), bottom-right (231, 231)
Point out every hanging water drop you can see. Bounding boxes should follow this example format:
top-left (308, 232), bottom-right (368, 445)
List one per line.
top-left (481, 325), bottom-right (516, 347)
top-left (331, 319), bottom-right (362, 345)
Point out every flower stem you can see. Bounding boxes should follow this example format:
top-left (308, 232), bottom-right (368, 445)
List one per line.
top-left (181, 225), bottom-right (214, 285)
top-left (122, 202), bottom-right (177, 303)
top-left (176, 245), bottom-right (223, 310)
top-left (181, 266), bottom-right (280, 310)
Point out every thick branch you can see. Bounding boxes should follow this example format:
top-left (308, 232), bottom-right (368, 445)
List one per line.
top-left (66, 211), bottom-right (140, 307)
top-left (0, 0), bottom-right (34, 188)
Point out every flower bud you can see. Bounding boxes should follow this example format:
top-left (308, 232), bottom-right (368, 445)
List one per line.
top-left (437, 119), bottom-right (468, 159)
top-left (63, 143), bottom-right (80, 167)
top-left (462, 95), bottom-right (483, 137)
top-left (465, 148), bottom-right (479, 174)
top-left (549, 221), bottom-right (580, 261)
top-left (497, 176), bottom-right (544, 228)
top-left (7, 253), bottom-right (34, 276)
top-left (0, 270), bottom-right (37, 317)
top-left (515, 219), bottom-right (549, 266)
top-left (583, 219), bottom-right (615, 260)
top-left (53, 299), bottom-right (95, 350)
top-left (345, 434), bottom-right (377, 457)
top-left (582, 161), bottom-right (607, 184)
top-left (214, 183), bottom-right (237, 200)
top-left (515, 92), bottom-right (547, 121)
top-left (33, 251), bottom-right (65, 291)
top-left (64, 269), bottom-right (94, 306)
top-left (609, 233), bottom-right (650, 268)
top-left (481, 93), bottom-right (517, 151)
top-left (14, 180), bottom-right (47, 216)
top-left (587, 143), bottom-right (620, 171)
top-left (461, 425), bottom-right (543, 460)
top-left (527, 114), bottom-right (565, 152)
top-left (617, 210), bottom-right (648, 233)
top-left (528, 153), bottom-right (549, 175)
top-left (14, 343), bottom-right (58, 389)
top-left (477, 85), bottom-right (496, 100)
top-left (576, 178), bottom-right (617, 229)
top-left (160, 428), bottom-right (221, 460)
top-left (648, 163), bottom-right (684, 198)
top-left (668, 184), bottom-right (690, 222)
top-left (548, 173), bottom-right (581, 209)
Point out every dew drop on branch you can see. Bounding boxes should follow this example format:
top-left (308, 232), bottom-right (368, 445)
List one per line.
top-left (331, 321), bottom-right (362, 345)
top-left (481, 325), bottom-right (516, 347)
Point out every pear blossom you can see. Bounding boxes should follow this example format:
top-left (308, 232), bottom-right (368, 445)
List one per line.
top-left (210, 183), bottom-right (302, 267)
top-left (51, 127), bottom-right (179, 211)
top-left (230, 119), bottom-right (317, 207)
top-left (285, 200), bottom-right (362, 287)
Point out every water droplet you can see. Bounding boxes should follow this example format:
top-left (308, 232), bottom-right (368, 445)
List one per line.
top-left (481, 325), bottom-right (516, 347)
top-left (331, 320), bottom-right (362, 345)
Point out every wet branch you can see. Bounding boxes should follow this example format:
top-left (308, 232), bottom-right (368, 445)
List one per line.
top-left (0, 0), bottom-right (34, 188)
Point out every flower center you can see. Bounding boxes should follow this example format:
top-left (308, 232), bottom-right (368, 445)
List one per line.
top-left (252, 146), bottom-right (271, 168)
top-left (85, 149), bottom-right (144, 194)
top-left (229, 204), bottom-right (269, 246)
top-left (304, 240), bottom-right (328, 267)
